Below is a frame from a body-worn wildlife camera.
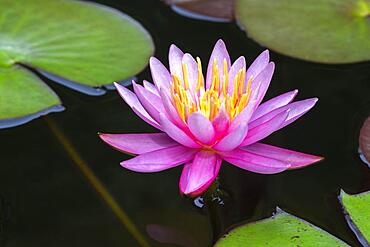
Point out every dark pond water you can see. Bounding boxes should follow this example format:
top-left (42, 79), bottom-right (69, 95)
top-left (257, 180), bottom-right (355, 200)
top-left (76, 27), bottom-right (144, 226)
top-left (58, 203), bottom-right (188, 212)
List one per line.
top-left (0, 0), bottom-right (370, 246)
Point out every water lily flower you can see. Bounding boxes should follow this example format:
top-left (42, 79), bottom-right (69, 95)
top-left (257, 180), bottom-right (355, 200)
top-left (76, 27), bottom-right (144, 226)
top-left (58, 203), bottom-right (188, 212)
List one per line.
top-left (99, 40), bottom-right (322, 197)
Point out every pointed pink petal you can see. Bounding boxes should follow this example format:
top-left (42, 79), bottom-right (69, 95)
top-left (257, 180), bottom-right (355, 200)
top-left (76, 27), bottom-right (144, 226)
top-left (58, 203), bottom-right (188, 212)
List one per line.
top-left (242, 143), bottom-right (323, 169)
top-left (241, 110), bottom-right (289, 146)
top-left (212, 108), bottom-right (230, 139)
top-left (249, 98), bottom-right (318, 130)
top-left (150, 57), bottom-right (171, 91)
top-left (159, 89), bottom-right (188, 129)
top-left (252, 62), bottom-right (275, 108)
top-left (114, 82), bottom-right (161, 129)
top-left (246, 50), bottom-right (269, 81)
top-left (222, 148), bottom-right (290, 174)
top-left (229, 75), bottom-right (263, 131)
top-left (213, 123), bottom-right (248, 151)
top-left (169, 44), bottom-right (184, 80)
top-left (99, 133), bottom-right (177, 155)
top-left (133, 82), bottom-right (165, 123)
top-left (251, 89), bottom-right (298, 122)
top-left (188, 112), bottom-right (215, 144)
top-left (143, 80), bottom-right (159, 96)
top-left (182, 53), bottom-right (198, 91)
top-left (121, 145), bottom-right (196, 172)
top-left (160, 113), bottom-right (201, 148)
top-left (227, 56), bottom-right (246, 94)
top-left (206, 39), bottom-right (231, 89)
top-left (229, 99), bottom-right (256, 132)
top-left (179, 151), bottom-right (221, 196)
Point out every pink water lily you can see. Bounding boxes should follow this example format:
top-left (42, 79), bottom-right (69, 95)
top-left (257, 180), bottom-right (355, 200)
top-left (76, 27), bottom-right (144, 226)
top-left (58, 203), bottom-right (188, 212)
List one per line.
top-left (99, 40), bottom-right (322, 197)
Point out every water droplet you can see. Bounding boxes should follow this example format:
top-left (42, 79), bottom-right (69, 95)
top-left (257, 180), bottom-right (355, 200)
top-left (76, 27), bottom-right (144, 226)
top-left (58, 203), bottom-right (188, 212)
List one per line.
top-left (193, 196), bottom-right (204, 208)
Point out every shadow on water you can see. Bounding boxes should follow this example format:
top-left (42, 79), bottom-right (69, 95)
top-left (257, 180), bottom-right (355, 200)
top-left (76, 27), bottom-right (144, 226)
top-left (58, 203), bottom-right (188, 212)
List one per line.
top-left (0, 0), bottom-right (369, 246)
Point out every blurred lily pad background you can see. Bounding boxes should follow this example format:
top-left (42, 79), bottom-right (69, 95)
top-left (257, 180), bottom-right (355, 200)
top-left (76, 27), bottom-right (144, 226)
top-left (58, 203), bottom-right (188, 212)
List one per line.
top-left (165, 0), bottom-right (370, 63)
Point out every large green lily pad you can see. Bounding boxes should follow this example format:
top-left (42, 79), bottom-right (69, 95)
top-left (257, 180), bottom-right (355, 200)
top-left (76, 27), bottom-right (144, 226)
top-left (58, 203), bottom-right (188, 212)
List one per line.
top-left (236, 0), bottom-right (370, 63)
top-left (340, 190), bottom-right (370, 246)
top-left (0, 0), bottom-right (153, 127)
top-left (215, 209), bottom-right (349, 246)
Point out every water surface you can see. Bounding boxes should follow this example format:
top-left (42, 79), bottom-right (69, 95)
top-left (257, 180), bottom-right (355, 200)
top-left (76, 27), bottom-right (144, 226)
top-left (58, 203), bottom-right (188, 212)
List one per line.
top-left (0, 0), bottom-right (369, 246)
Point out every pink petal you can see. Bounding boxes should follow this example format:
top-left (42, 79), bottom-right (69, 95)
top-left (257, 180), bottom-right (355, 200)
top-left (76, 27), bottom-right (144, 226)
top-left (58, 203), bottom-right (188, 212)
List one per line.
top-left (251, 89), bottom-right (298, 122)
top-left (242, 143), bottom-right (323, 169)
top-left (114, 82), bottom-right (161, 129)
top-left (221, 148), bottom-right (290, 174)
top-left (206, 39), bottom-right (231, 89)
top-left (160, 113), bottom-right (201, 148)
top-left (133, 82), bottom-right (165, 123)
top-left (159, 89), bottom-right (188, 129)
top-left (179, 151), bottom-right (221, 196)
top-left (182, 53), bottom-right (198, 91)
top-left (227, 56), bottom-right (246, 94)
top-left (241, 110), bottom-right (289, 146)
top-left (212, 108), bottom-right (230, 139)
top-left (228, 75), bottom-right (263, 131)
top-left (213, 123), bottom-right (248, 151)
top-left (121, 145), bottom-right (197, 172)
top-left (229, 98), bottom-right (256, 132)
top-left (169, 44), bottom-right (184, 80)
top-left (249, 98), bottom-right (318, 130)
top-left (246, 50), bottom-right (269, 81)
top-left (143, 80), bottom-right (159, 96)
top-left (99, 133), bottom-right (177, 155)
top-left (150, 57), bottom-right (171, 91)
top-left (251, 62), bottom-right (275, 108)
top-left (188, 112), bottom-right (215, 144)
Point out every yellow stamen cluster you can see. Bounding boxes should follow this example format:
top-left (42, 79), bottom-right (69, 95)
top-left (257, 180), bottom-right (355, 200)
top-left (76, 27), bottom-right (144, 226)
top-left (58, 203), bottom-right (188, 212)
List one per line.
top-left (171, 58), bottom-right (252, 122)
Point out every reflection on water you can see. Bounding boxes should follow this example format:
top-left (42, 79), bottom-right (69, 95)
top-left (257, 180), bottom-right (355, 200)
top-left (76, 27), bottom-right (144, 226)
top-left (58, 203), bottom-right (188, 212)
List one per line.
top-left (171, 5), bottom-right (229, 23)
top-left (0, 0), bottom-right (369, 246)
top-left (0, 195), bottom-right (10, 245)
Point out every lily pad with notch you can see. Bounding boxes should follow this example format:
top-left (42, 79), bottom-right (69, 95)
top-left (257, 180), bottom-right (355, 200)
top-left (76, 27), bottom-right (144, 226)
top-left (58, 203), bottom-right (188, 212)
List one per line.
top-left (0, 0), bottom-right (154, 128)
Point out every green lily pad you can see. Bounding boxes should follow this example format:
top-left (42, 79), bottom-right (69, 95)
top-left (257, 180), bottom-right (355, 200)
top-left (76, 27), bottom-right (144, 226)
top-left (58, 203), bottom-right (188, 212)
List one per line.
top-left (0, 66), bottom-right (63, 128)
top-left (235, 0), bottom-right (370, 63)
top-left (215, 209), bottom-right (349, 246)
top-left (340, 190), bottom-right (370, 246)
top-left (0, 0), bottom-right (153, 127)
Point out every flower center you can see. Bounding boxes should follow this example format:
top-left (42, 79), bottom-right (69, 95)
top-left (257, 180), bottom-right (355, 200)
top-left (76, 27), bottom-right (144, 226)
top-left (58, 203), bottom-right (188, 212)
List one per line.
top-left (170, 57), bottom-right (252, 122)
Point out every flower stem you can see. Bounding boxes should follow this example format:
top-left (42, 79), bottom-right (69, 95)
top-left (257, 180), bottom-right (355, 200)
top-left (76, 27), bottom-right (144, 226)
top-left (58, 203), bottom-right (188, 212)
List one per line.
top-left (203, 180), bottom-right (224, 243)
top-left (44, 116), bottom-right (151, 247)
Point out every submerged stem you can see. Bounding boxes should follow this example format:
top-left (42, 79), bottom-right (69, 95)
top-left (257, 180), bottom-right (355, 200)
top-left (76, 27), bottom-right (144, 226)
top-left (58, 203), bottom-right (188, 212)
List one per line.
top-left (44, 116), bottom-right (150, 247)
top-left (203, 180), bottom-right (224, 243)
